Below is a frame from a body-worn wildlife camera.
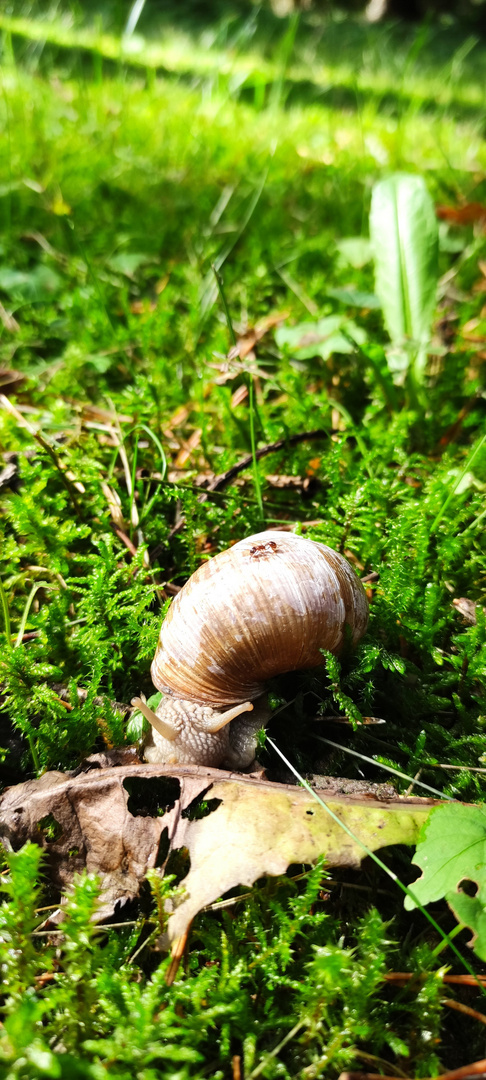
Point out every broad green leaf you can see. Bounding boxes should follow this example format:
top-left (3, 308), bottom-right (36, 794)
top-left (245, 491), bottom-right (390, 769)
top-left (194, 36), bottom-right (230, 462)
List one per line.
top-left (0, 264), bottom-right (62, 301)
top-left (325, 287), bottom-right (381, 309)
top-left (82, 353), bottom-right (114, 374)
top-left (369, 174), bottom-right (438, 383)
top-left (335, 236), bottom-right (373, 268)
top-left (405, 803), bottom-right (486, 959)
top-left (446, 892), bottom-right (486, 960)
top-left (106, 251), bottom-right (155, 278)
top-left (275, 316), bottom-right (367, 360)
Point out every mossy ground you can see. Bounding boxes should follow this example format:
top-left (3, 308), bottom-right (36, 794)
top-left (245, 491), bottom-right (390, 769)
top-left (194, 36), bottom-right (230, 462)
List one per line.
top-left (0, 2), bottom-right (486, 1075)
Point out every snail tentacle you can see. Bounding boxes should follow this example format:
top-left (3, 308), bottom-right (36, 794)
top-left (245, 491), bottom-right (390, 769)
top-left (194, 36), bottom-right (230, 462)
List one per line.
top-left (131, 696), bottom-right (177, 742)
top-left (143, 696), bottom-right (234, 766)
top-left (198, 701), bottom-right (254, 734)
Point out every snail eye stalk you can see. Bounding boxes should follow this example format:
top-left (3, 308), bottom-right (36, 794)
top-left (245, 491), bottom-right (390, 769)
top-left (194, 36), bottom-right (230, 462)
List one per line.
top-left (198, 701), bottom-right (254, 734)
top-left (131, 697), bottom-right (177, 742)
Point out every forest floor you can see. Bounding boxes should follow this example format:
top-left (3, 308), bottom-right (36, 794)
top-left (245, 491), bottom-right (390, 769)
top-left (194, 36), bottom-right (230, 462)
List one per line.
top-left (0, 3), bottom-right (486, 1077)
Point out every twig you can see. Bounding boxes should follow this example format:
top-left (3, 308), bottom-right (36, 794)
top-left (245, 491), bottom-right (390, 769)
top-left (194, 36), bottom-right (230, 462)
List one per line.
top-left (433, 1060), bottom-right (486, 1080)
top-left (207, 428), bottom-right (329, 493)
top-left (113, 526), bottom-right (138, 557)
top-left (203, 873), bottom-right (392, 913)
top-left (442, 998), bottom-right (486, 1025)
top-left (341, 1050), bottom-right (486, 1080)
top-left (166, 926), bottom-right (190, 985)
top-left (385, 973), bottom-right (486, 987)
top-left (35, 972), bottom-right (56, 987)
top-left (161, 428), bottom-right (329, 546)
top-left (353, 1052), bottom-right (409, 1078)
top-left (127, 927), bottom-right (158, 966)
top-left (313, 735), bottom-right (453, 800)
top-left (52, 694), bottom-right (74, 711)
top-left (33, 919), bottom-right (142, 937)
top-left (443, 975), bottom-right (486, 987)
top-left (338, 1074), bottom-right (411, 1080)
top-left (421, 763), bottom-right (486, 774)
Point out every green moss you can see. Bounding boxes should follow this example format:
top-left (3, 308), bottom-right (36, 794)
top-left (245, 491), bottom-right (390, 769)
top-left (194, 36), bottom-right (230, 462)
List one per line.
top-left (0, 2), bottom-right (486, 1070)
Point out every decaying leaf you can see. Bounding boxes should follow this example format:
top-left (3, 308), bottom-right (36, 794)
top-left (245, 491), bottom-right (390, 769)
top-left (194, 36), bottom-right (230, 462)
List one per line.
top-left (227, 310), bottom-right (290, 361)
top-left (436, 202), bottom-right (486, 226)
top-left (0, 754), bottom-right (435, 943)
top-left (452, 597), bottom-right (484, 626)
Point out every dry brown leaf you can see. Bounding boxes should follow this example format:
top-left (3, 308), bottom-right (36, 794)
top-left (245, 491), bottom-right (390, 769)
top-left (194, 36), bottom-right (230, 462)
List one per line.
top-left (130, 299), bottom-right (157, 315)
top-left (0, 367), bottom-right (24, 390)
top-left (230, 384), bottom-right (249, 408)
top-left (452, 597), bottom-right (485, 625)
top-left (227, 310), bottom-right (290, 361)
top-left (163, 405), bottom-right (190, 434)
top-left (265, 474), bottom-right (307, 490)
top-left (436, 203), bottom-right (486, 226)
top-left (174, 428), bottom-right (202, 468)
top-left (0, 755), bottom-right (437, 942)
top-left (101, 482), bottom-right (125, 528)
top-left (76, 402), bottom-right (133, 424)
top-left (0, 307), bottom-right (20, 334)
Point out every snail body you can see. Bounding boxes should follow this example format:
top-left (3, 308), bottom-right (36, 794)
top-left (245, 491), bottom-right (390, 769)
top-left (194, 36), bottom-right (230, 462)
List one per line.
top-left (132, 531), bottom-right (368, 768)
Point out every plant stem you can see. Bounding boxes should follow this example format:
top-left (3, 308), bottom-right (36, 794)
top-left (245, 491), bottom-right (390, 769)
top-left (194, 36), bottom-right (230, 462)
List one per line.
top-left (248, 376), bottom-right (264, 521)
top-left (211, 263), bottom-right (236, 347)
top-left (28, 735), bottom-right (40, 775)
top-left (431, 921), bottom-right (465, 958)
top-left (0, 574), bottom-right (12, 648)
top-left (249, 1019), bottom-right (306, 1078)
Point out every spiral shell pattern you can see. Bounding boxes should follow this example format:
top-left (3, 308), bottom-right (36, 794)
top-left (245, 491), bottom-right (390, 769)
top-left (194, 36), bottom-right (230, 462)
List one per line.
top-left (151, 531), bottom-right (369, 707)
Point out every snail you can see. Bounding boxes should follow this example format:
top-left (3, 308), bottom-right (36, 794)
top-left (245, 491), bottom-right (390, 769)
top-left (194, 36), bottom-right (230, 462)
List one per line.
top-left (132, 531), bottom-right (369, 769)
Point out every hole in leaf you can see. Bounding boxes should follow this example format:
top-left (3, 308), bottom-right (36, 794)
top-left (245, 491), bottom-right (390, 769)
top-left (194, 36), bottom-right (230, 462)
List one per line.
top-left (38, 814), bottom-right (63, 844)
top-left (123, 776), bottom-right (180, 818)
top-left (182, 794), bottom-right (222, 821)
top-left (155, 827), bottom-right (170, 868)
top-left (458, 878), bottom-right (478, 897)
top-left (306, 810), bottom-right (314, 816)
top-left (164, 845), bottom-right (190, 884)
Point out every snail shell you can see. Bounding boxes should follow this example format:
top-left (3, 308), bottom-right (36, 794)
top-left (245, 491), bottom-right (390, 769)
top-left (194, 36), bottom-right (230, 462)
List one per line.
top-left (151, 530), bottom-right (369, 707)
top-left (132, 531), bottom-right (368, 768)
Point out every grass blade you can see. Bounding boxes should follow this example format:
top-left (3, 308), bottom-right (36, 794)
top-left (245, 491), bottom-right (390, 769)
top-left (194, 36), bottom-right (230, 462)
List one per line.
top-left (0, 575), bottom-right (12, 649)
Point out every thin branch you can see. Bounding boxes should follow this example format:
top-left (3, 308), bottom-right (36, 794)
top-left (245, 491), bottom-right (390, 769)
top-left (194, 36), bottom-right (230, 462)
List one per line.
top-left (113, 526), bottom-right (138, 558)
top-left (162, 428), bottom-right (329, 545)
top-left (385, 973), bottom-right (486, 987)
top-left (341, 1052), bottom-right (486, 1080)
top-left (443, 998), bottom-right (486, 1026)
top-left (433, 1060), bottom-right (486, 1080)
top-left (207, 428), bottom-right (329, 493)
top-left (338, 1074), bottom-right (410, 1080)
